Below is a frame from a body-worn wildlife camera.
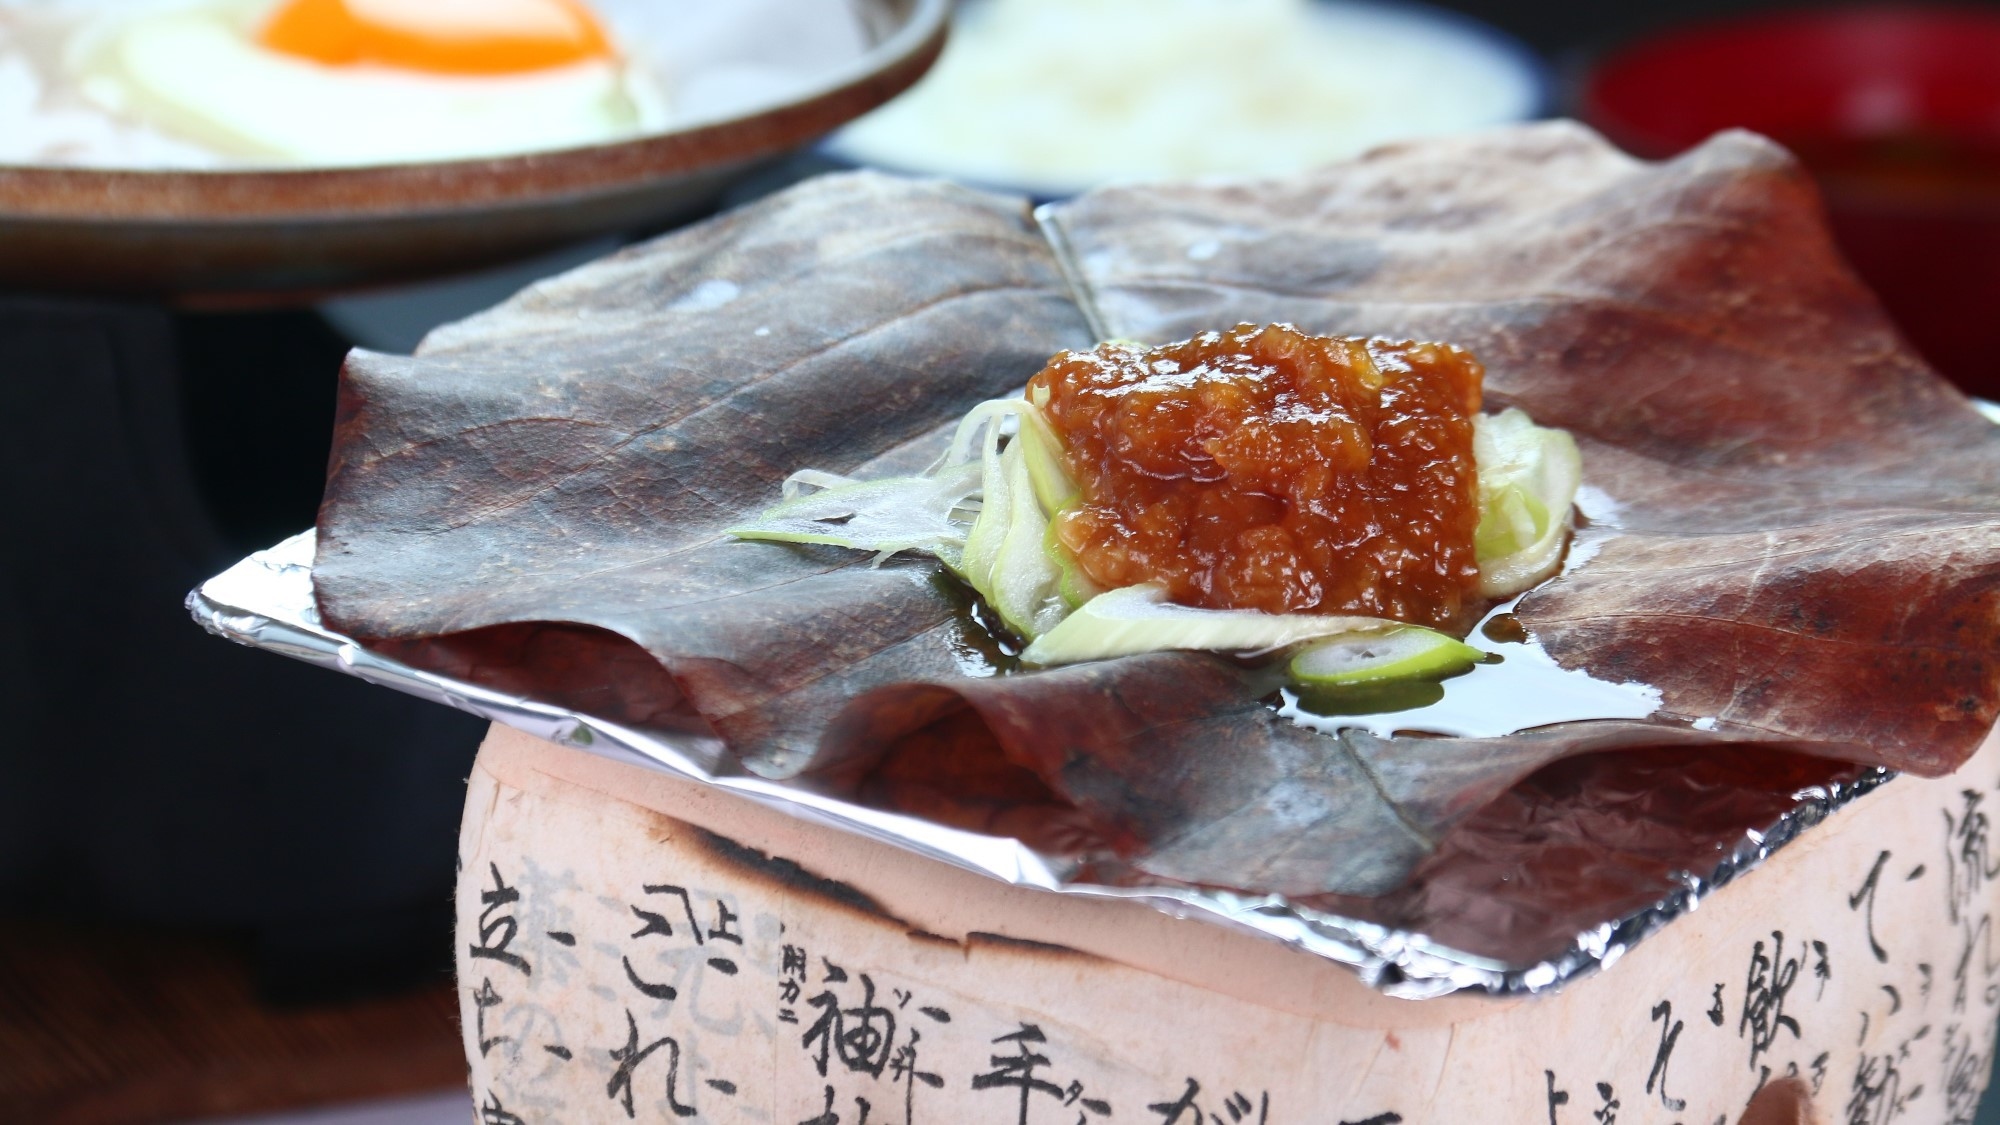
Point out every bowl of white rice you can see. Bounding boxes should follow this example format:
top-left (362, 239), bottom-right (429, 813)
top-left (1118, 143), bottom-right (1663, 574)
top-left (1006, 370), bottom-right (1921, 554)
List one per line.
top-left (827, 0), bottom-right (1548, 197)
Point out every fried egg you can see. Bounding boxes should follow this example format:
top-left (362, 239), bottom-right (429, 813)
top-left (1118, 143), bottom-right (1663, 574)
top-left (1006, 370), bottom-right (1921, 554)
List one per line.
top-left (71, 0), bottom-right (666, 166)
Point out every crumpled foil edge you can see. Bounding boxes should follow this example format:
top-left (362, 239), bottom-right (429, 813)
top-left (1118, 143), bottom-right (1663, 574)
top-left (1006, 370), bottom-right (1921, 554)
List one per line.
top-left (188, 531), bottom-right (1895, 1000)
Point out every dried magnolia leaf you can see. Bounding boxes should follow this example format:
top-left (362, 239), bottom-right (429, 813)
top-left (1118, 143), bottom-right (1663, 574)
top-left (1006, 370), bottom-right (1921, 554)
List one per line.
top-left (1045, 122), bottom-right (2000, 775)
top-left (315, 123), bottom-right (2000, 899)
top-left (316, 172), bottom-right (1095, 779)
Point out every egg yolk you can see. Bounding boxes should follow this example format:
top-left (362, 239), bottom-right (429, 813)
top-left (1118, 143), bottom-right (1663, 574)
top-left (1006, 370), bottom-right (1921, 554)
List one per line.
top-left (258, 0), bottom-right (615, 75)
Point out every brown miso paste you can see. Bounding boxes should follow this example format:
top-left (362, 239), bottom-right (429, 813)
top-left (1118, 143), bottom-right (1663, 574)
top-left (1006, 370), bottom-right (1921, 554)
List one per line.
top-left (1026, 323), bottom-right (1485, 630)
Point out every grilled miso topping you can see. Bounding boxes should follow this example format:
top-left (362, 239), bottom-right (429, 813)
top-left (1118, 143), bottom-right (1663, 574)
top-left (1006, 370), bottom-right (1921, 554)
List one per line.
top-left (1028, 323), bottom-right (1485, 630)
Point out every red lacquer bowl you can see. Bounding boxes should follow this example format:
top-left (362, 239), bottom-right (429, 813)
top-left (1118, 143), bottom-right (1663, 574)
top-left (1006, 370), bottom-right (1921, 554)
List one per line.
top-left (1579, 7), bottom-right (2000, 399)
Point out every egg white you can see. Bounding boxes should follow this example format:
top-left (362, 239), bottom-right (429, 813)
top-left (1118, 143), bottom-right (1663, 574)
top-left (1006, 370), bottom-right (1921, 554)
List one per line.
top-left (71, 0), bottom-right (669, 167)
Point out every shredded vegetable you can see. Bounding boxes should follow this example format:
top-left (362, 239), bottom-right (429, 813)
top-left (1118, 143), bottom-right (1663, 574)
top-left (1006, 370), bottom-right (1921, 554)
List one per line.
top-left (730, 387), bottom-right (1582, 681)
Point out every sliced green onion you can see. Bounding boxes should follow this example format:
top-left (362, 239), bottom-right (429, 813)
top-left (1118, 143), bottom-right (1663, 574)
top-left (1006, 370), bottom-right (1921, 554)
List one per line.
top-left (1020, 584), bottom-right (1392, 667)
top-left (960, 424), bottom-right (1068, 638)
top-left (1016, 406), bottom-right (1080, 515)
top-left (1288, 626), bottom-right (1484, 686)
top-left (1473, 407), bottom-right (1582, 597)
top-left (732, 396), bottom-right (1079, 640)
top-left (726, 463), bottom-right (981, 567)
top-left (1046, 518), bottom-right (1105, 610)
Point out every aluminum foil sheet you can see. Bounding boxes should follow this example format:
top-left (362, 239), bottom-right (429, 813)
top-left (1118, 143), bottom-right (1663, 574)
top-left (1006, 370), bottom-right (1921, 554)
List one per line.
top-left (190, 531), bottom-right (1896, 1000)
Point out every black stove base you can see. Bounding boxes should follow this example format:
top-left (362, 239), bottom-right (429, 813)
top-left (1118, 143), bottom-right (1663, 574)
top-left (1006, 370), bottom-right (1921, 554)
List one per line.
top-left (0, 297), bottom-right (484, 1001)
